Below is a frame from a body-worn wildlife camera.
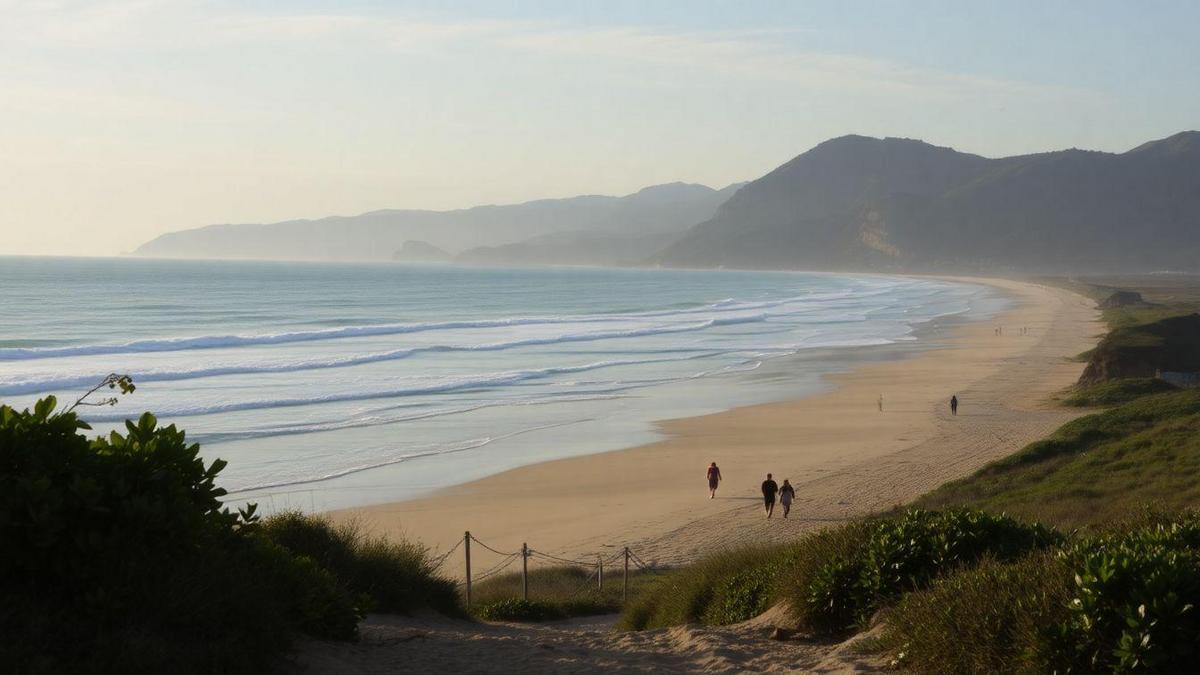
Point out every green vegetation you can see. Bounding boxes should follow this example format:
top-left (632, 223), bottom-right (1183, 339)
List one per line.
top-left (0, 396), bottom-right (458, 674)
top-left (618, 278), bottom-right (1200, 672)
top-left (921, 389), bottom-right (1200, 528)
top-left (261, 511), bottom-right (460, 616)
top-left (619, 509), bottom-right (1055, 634)
top-left (884, 515), bottom-right (1200, 674)
top-left (1063, 377), bottom-right (1177, 407)
top-left (619, 544), bottom-right (804, 630)
top-left (882, 553), bottom-right (1070, 674)
top-left (472, 565), bottom-right (657, 622)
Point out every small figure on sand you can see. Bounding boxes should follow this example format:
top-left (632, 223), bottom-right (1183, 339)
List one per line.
top-left (877, 393), bottom-right (883, 412)
top-left (761, 473), bottom-right (778, 518)
top-left (707, 462), bottom-right (722, 499)
top-left (950, 395), bottom-right (959, 416)
top-left (779, 479), bottom-right (796, 519)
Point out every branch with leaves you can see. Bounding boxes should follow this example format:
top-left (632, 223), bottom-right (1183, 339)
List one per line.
top-left (63, 373), bottom-right (136, 414)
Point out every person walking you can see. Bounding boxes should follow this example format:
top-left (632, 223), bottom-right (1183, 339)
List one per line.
top-left (706, 462), bottom-right (722, 499)
top-left (950, 395), bottom-right (959, 416)
top-left (761, 473), bottom-right (778, 519)
top-left (779, 479), bottom-right (796, 519)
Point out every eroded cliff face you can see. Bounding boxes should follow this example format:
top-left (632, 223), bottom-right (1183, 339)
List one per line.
top-left (1079, 313), bottom-right (1200, 384)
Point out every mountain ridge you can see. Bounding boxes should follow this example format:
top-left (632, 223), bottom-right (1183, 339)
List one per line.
top-left (657, 131), bottom-right (1200, 273)
top-left (134, 182), bottom-right (743, 262)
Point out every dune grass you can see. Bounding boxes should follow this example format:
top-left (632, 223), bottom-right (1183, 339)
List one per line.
top-left (920, 388), bottom-right (1200, 528)
top-left (471, 564), bottom-right (658, 621)
top-left (618, 544), bottom-right (805, 631)
top-left (1062, 377), bottom-right (1177, 406)
top-left (618, 509), bottom-right (1056, 635)
top-left (260, 511), bottom-right (461, 616)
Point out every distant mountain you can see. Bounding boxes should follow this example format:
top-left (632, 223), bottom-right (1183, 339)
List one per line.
top-left (391, 240), bottom-right (451, 263)
top-left (455, 182), bottom-right (742, 267)
top-left (456, 230), bottom-right (683, 268)
top-left (134, 182), bottom-right (740, 262)
top-left (657, 132), bottom-right (1200, 273)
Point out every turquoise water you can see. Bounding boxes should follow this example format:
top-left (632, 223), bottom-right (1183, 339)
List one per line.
top-left (0, 257), bottom-right (1002, 510)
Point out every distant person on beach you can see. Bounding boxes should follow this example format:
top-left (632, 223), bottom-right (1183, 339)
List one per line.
top-left (878, 394), bottom-right (883, 412)
top-left (761, 473), bottom-right (778, 518)
top-left (950, 395), bottom-right (959, 416)
top-left (707, 462), bottom-right (722, 499)
top-left (779, 479), bottom-right (796, 518)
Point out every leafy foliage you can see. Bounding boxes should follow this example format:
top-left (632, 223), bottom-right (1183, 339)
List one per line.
top-left (797, 509), bottom-right (1058, 633)
top-left (1052, 519), bottom-right (1200, 672)
top-left (0, 397), bottom-right (363, 673)
top-left (475, 598), bottom-right (565, 622)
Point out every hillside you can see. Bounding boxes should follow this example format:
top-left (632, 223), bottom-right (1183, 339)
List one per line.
top-left (134, 182), bottom-right (739, 262)
top-left (657, 131), bottom-right (1200, 273)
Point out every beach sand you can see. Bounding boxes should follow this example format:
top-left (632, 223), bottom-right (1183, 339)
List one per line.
top-left (333, 277), bottom-right (1100, 575)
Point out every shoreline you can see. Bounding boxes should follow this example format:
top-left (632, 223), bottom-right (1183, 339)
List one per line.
top-left (333, 277), bottom-right (1100, 573)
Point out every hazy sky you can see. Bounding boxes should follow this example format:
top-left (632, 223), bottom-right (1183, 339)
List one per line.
top-left (2, 1), bottom-right (1198, 257)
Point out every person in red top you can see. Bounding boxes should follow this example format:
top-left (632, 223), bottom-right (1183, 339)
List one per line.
top-left (706, 462), bottom-right (722, 499)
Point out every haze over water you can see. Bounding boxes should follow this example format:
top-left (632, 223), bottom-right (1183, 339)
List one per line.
top-left (0, 257), bottom-right (1001, 509)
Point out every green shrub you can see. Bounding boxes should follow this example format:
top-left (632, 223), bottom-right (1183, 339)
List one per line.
top-left (0, 398), bottom-right (360, 673)
top-left (883, 516), bottom-right (1200, 674)
top-left (472, 564), bottom-right (655, 622)
top-left (261, 511), bottom-right (460, 615)
top-left (883, 553), bottom-right (1072, 674)
top-left (617, 546), bottom-right (796, 630)
top-left (476, 598), bottom-right (564, 622)
top-left (795, 509), bottom-right (1058, 634)
top-left (1052, 521), bottom-right (1200, 672)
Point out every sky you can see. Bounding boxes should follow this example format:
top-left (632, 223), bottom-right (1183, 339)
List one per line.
top-left (1, 1), bottom-right (1198, 257)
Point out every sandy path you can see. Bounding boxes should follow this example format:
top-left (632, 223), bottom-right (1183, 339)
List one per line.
top-left (335, 278), bottom-right (1100, 573)
top-left (294, 610), bottom-right (886, 673)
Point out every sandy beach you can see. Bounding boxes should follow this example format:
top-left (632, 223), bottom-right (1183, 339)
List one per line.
top-left (333, 277), bottom-right (1100, 575)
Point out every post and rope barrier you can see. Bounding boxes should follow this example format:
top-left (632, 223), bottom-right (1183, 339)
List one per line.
top-left (446, 532), bottom-right (664, 609)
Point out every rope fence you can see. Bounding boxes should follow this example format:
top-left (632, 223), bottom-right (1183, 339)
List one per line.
top-left (440, 531), bottom-right (666, 609)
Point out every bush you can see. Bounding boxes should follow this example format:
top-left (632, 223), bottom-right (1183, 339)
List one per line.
top-left (472, 564), bottom-right (655, 622)
top-left (794, 509), bottom-right (1058, 634)
top-left (475, 598), bottom-right (564, 622)
top-left (0, 398), bottom-right (360, 673)
top-left (261, 511), bottom-right (460, 615)
top-left (1052, 520), bottom-right (1200, 672)
top-left (617, 546), bottom-right (796, 630)
top-left (883, 553), bottom-right (1072, 674)
top-left (883, 515), bottom-right (1200, 674)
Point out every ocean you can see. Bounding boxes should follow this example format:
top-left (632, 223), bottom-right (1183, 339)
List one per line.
top-left (0, 257), bottom-right (1004, 511)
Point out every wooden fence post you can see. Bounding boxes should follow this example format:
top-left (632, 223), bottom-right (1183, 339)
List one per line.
top-left (622, 547), bottom-right (629, 603)
top-left (464, 531), bottom-right (472, 610)
top-left (521, 542), bottom-right (529, 601)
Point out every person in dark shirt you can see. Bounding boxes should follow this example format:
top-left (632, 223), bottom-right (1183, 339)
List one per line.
top-left (761, 473), bottom-right (778, 518)
top-left (950, 395), bottom-right (959, 416)
top-left (706, 462), bottom-right (722, 499)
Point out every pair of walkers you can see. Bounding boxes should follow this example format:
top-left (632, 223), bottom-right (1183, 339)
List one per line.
top-left (761, 473), bottom-right (795, 519)
top-left (705, 464), bottom-right (795, 519)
